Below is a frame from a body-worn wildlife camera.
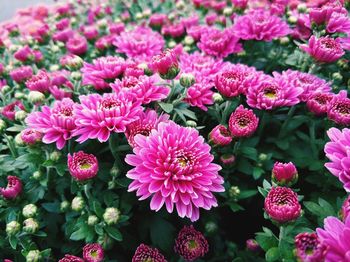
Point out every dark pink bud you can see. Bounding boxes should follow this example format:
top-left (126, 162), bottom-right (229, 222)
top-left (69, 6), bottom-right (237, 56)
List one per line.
top-left (0, 176), bottom-right (22, 199)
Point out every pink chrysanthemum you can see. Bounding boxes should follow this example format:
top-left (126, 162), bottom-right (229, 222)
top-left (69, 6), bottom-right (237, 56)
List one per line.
top-left (233, 9), bottom-right (290, 41)
top-left (300, 36), bottom-right (345, 63)
top-left (125, 110), bottom-right (169, 148)
top-left (25, 98), bottom-right (77, 150)
top-left (132, 244), bottom-right (167, 262)
top-left (83, 243), bottom-right (104, 262)
top-left (149, 49), bottom-right (180, 80)
top-left (68, 151), bottom-right (99, 181)
top-left (10, 66), bottom-right (33, 83)
top-left (114, 26), bottom-right (164, 61)
top-left (20, 128), bottom-right (42, 145)
top-left (184, 82), bottom-right (214, 111)
top-left (316, 216), bottom-right (350, 261)
top-left (125, 121), bottom-right (224, 221)
top-left (274, 70), bottom-right (331, 102)
top-left (341, 195), bottom-right (350, 222)
top-left (73, 92), bottom-right (143, 143)
top-left (246, 75), bottom-right (303, 110)
top-left (1, 101), bottom-right (25, 121)
top-left (307, 92), bottom-right (334, 116)
top-left (14, 45), bottom-right (35, 62)
top-left (197, 27), bottom-right (242, 58)
top-left (309, 2), bottom-right (346, 25)
top-left (174, 225), bottom-right (209, 261)
top-left (111, 75), bottom-right (169, 105)
top-left (209, 125), bottom-right (232, 146)
top-left (59, 255), bottom-right (84, 262)
top-left (264, 187), bottom-right (301, 223)
top-left (327, 91), bottom-right (350, 126)
top-left (0, 176), bottom-right (22, 200)
top-left (228, 105), bottom-right (259, 138)
top-left (25, 70), bottom-right (51, 93)
top-left (66, 35), bottom-right (88, 56)
top-left (295, 232), bottom-right (327, 262)
top-left (325, 128), bottom-right (350, 192)
top-left (81, 56), bottom-right (126, 90)
top-left (246, 239), bottom-right (260, 252)
top-left (326, 12), bottom-right (350, 34)
top-left (272, 162), bottom-right (298, 186)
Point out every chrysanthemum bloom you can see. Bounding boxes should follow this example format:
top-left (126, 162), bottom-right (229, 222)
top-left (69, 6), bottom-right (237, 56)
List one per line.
top-left (209, 125), bottom-right (232, 146)
top-left (300, 36), bottom-right (345, 63)
top-left (174, 225), bottom-right (209, 261)
top-left (26, 98), bottom-right (77, 150)
top-left (60, 54), bottom-right (84, 70)
top-left (324, 128), bottom-right (350, 192)
top-left (132, 244), bottom-right (167, 262)
top-left (220, 154), bottom-right (236, 165)
top-left (20, 128), bottom-right (42, 145)
top-left (162, 23), bottom-right (185, 38)
top-left (114, 26), bottom-right (164, 61)
top-left (307, 92), bottom-right (333, 116)
top-left (326, 12), bottom-right (350, 34)
top-left (59, 255), bottom-right (84, 262)
top-left (149, 13), bottom-right (168, 28)
top-left (197, 27), bottom-right (242, 58)
top-left (327, 92), bottom-right (350, 126)
top-left (309, 2), bottom-right (346, 25)
top-left (111, 75), bottom-right (169, 105)
top-left (25, 70), bottom-right (51, 93)
top-left (273, 70), bottom-right (331, 102)
top-left (294, 232), bottom-right (327, 262)
top-left (82, 25), bottom-right (99, 40)
top-left (125, 110), bottom-right (169, 148)
top-left (0, 176), bottom-right (22, 199)
top-left (228, 105), bottom-right (259, 138)
top-left (66, 35), bottom-right (88, 56)
top-left (246, 239), bottom-right (260, 252)
top-left (184, 82), bottom-right (214, 111)
top-left (10, 66), bottom-right (33, 83)
top-left (232, 0), bottom-right (248, 9)
top-left (149, 49), bottom-right (180, 80)
top-left (1, 101), bottom-right (25, 121)
top-left (13, 45), bottom-right (35, 62)
top-left (68, 151), bottom-right (98, 181)
top-left (81, 56), bottom-right (126, 90)
top-left (126, 121), bottom-right (224, 221)
top-left (316, 216), bottom-right (350, 261)
top-left (246, 75), bottom-right (303, 110)
top-left (264, 187), bottom-right (301, 223)
top-left (95, 35), bottom-right (114, 51)
top-left (272, 162), bottom-right (298, 186)
top-left (53, 28), bottom-right (75, 43)
top-left (233, 9), bottom-right (290, 41)
top-left (73, 92), bottom-right (142, 143)
top-left (83, 243), bottom-right (104, 262)
top-left (340, 195), bottom-right (350, 221)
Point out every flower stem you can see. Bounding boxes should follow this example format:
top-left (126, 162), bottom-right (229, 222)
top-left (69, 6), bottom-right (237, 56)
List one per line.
top-left (278, 106), bottom-right (296, 139)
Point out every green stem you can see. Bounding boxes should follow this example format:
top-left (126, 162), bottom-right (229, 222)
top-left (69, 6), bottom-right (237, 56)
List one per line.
top-left (278, 225), bottom-right (284, 250)
top-left (278, 106), bottom-right (296, 139)
top-left (309, 121), bottom-right (318, 158)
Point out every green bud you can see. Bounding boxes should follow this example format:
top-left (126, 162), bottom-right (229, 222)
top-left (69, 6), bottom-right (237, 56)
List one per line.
top-left (1, 85), bottom-right (11, 94)
top-left (15, 133), bottom-right (24, 146)
top-left (332, 72), bottom-right (343, 81)
top-left (0, 119), bottom-right (6, 132)
top-left (22, 204), bottom-right (38, 218)
top-left (142, 9), bottom-right (152, 18)
top-left (160, 66), bottom-right (180, 80)
top-left (71, 71), bottom-right (82, 81)
top-left (26, 250), bottom-right (41, 262)
top-left (110, 167), bottom-right (119, 177)
top-left (135, 12), bottom-right (143, 20)
top-left (168, 40), bottom-right (177, 49)
top-left (138, 63), bottom-right (153, 76)
top-left (28, 91), bottom-right (45, 104)
top-left (176, 1), bottom-right (185, 10)
top-left (229, 186), bottom-right (240, 199)
top-left (50, 151), bottom-right (61, 162)
top-left (103, 207), bottom-right (120, 225)
top-left (258, 153), bottom-right (268, 161)
top-left (14, 92), bottom-right (25, 99)
top-left (279, 37), bottom-right (290, 45)
top-left (71, 196), bottom-right (85, 212)
top-left (49, 64), bottom-right (60, 71)
top-left (297, 3), bottom-right (307, 12)
top-left (32, 171), bottom-right (43, 180)
top-left (213, 93), bottom-right (224, 104)
top-left (87, 215), bottom-right (99, 226)
top-left (108, 181), bottom-right (116, 190)
top-left (223, 7), bottom-right (234, 16)
top-left (183, 46), bottom-right (191, 53)
top-left (60, 200), bottom-right (70, 212)
top-left (184, 36), bottom-right (194, 46)
top-left (180, 73), bottom-right (195, 88)
top-left (51, 45), bottom-right (60, 53)
top-left (23, 218), bottom-right (39, 233)
top-left (205, 221), bottom-right (218, 234)
top-left (15, 110), bottom-right (27, 121)
top-left (186, 120), bottom-right (197, 128)
top-left (6, 221), bottom-right (20, 235)
top-left (288, 16), bottom-right (298, 24)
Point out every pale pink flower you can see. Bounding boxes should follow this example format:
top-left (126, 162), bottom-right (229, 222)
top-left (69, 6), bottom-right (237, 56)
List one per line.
top-left (66, 35), bottom-right (88, 55)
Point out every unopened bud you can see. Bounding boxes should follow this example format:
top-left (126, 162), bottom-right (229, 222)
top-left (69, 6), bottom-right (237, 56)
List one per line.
top-left (26, 250), bottom-right (41, 262)
top-left (50, 151), bottom-right (61, 162)
top-left (22, 204), bottom-right (38, 218)
top-left (71, 196), bottom-right (85, 212)
top-left (23, 218), bottom-right (39, 233)
top-left (28, 91), bottom-right (45, 104)
top-left (180, 73), bottom-right (195, 88)
top-left (15, 110), bottom-right (27, 121)
top-left (186, 120), bottom-right (197, 128)
top-left (6, 221), bottom-right (20, 235)
top-left (229, 186), bottom-right (240, 198)
top-left (103, 207), bottom-right (120, 225)
top-left (213, 93), bottom-right (224, 104)
top-left (60, 200), bottom-right (70, 212)
top-left (71, 71), bottom-right (82, 81)
top-left (87, 215), bottom-right (99, 226)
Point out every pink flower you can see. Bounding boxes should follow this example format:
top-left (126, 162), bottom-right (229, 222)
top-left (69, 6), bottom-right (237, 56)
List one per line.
top-left (264, 187), bottom-right (301, 223)
top-left (341, 195), bottom-right (350, 221)
top-left (1, 101), bottom-right (25, 121)
top-left (73, 92), bottom-right (143, 143)
top-left (233, 9), bottom-right (290, 41)
top-left (149, 49), bottom-right (180, 80)
top-left (81, 56), bottom-right (126, 90)
top-left (228, 105), bottom-right (259, 137)
top-left (198, 27), bottom-right (242, 58)
top-left (327, 12), bottom-right (350, 34)
top-left (20, 128), bottom-right (42, 145)
top-left (232, 0), bottom-right (248, 9)
top-left (307, 92), bottom-right (334, 116)
top-left (56, 18), bottom-right (70, 31)
top-left (300, 36), bottom-right (345, 63)
top-left (125, 110), bottom-right (169, 148)
top-left (125, 121), bottom-right (224, 221)
top-left (220, 154), bottom-right (236, 165)
top-left (53, 29), bottom-right (74, 42)
top-left (327, 91), bottom-right (350, 126)
top-left (66, 35), bottom-right (88, 55)
top-left (324, 127), bottom-right (350, 192)
top-left (174, 225), bottom-right (209, 261)
top-left (10, 66), bottom-right (33, 83)
top-left (25, 70), bottom-right (51, 93)
top-left (149, 13), bottom-right (168, 28)
top-left (309, 2), bottom-right (346, 25)
top-left (272, 162), bottom-right (298, 186)
top-left (0, 176), bottom-right (22, 199)
top-left (95, 35), bottom-right (114, 51)
top-left (83, 243), bottom-right (104, 262)
top-left (161, 23), bottom-right (185, 38)
top-left (209, 125), bottom-right (232, 146)
top-left (81, 25), bottom-right (99, 40)
top-left (291, 13), bottom-right (312, 40)
top-left (294, 232), bottom-right (327, 262)
top-left (316, 216), bottom-right (350, 261)
top-left (185, 82), bottom-right (214, 111)
top-left (25, 98), bottom-right (77, 150)
top-left (14, 45), bottom-right (34, 62)
top-left (246, 239), bottom-right (260, 252)
top-left (132, 244), bottom-right (167, 262)
top-left (109, 22), bottom-right (125, 35)
top-left (114, 26), bottom-right (164, 61)
top-left (59, 255), bottom-right (84, 262)
top-left (68, 151), bottom-right (98, 181)
top-left (60, 54), bottom-right (83, 70)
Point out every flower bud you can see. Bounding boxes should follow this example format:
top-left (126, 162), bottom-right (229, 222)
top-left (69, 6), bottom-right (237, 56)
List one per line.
top-left (6, 221), bottom-right (20, 235)
top-left (71, 196), bottom-right (85, 212)
top-left (205, 221), bottom-right (218, 234)
top-left (176, 0), bottom-right (185, 9)
top-left (332, 72), bottom-right (343, 81)
top-left (184, 36), bottom-right (194, 46)
top-left (288, 16), bottom-right (297, 24)
top-left (185, 120), bottom-right (197, 128)
top-left (246, 239), bottom-right (260, 252)
top-left (50, 151), bottom-right (61, 162)
top-left (0, 119), bottom-right (6, 132)
top-left (49, 64), bottom-right (60, 72)
top-left (22, 204), bottom-right (38, 218)
top-left (108, 181), bottom-right (115, 190)
top-left (209, 125), bottom-right (232, 146)
top-left (28, 91), bottom-right (45, 104)
top-left (223, 7), bottom-right (234, 16)
top-left (340, 195), bottom-right (350, 221)
top-left (51, 45), bottom-right (60, 53)
top-left (180, 73), bottom-right (195, 88)
top-left (258, 153), bottom-right (268, 161)
top-left (14, 133), bottom-right (24, 146)
top-left (110, 167), bottom-right (119, 177)
top-left (220, 154), bottom-right (235, 166)
top-left (1, 85), bottom-right (11, 94)
top-left (168, 40), bottom-right (177, 49)
top-left (71, 71), bottom-right (82, 81)
top-left (297, 3), bottom-right (307, 13)
top-left (103, 207), bottom-right (120, 225)
top-left (23, 218), bottom-right (39, 233)
top-left (14, 92), bottom-right (25, 99)
top-left (229, 186), bottom-right (240, 199)
top-left (26, 250), bottom-right (41, 262)
top-left (60, 200), bottom-right (70, 212)
top-left (279, 37), bottom-right (289, 45)
top-left (15, 110), bottom-right (27, 121)
top-left (212, 93), bottom-right (223, 104)
top-left (32, 171), bottom-right (42, 180)
top-left (135, 12), bottom-right (143, 20)
top-left (272, 162), bottom-right (298, 186)
top-left (88, 215), bottom-right (99, 226)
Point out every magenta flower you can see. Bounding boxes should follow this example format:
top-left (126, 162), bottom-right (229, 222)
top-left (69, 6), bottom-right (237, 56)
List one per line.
top-left (324, 128), bottom-right (350, 192)
top-left (184, 82), bottom-right (214, 111)
top-left (81, 56), bottom-right (126, 90)
top-left (14, 45), bottom-right (35, 62)
top-left (228, 105), bottom-right (259, 138)
top-left (295, 232), bottom-right (327, 262)
top-left (1, 101), bottom-right (25, 121)
top-left (83, 243), bottom-right (104, 262)
top-left (20, 128), bottom-right (42, 145)
top-left (316, 216), bottom-right (350, 261)
top-left (326, 12), bottom-right (350, 34)
top-left (264, 187), bottom-right (301, 223)
top-left (114, 26), bottom-right (164, 61)
top-left (68, 151), bottom-right (99, 181)
top-left (233, 9), bottom-right (290, 41)
top-left (73, 92), bottom-right (142, 143)
top-left (307, 92), bottom-right (334, 116)
top-left (220, 154), bottom-right (236, 165)
top-left (162, 23), bottom-right (185, 38)
top-left (59, 255), bottom-right (84, 262)
top-left (272, 162), bottom-right (298, 186)
top-left (327, 91), bottom-right (350, 126)
top-left (149, 49), bottom-right (179, 80)
top-left (246, 239), bottom-right (260, 252)
top-left (341, 195), bottom-right (350, 222)
top-left (149, 13), bottom-right (168, 28)
top-left (125, 110), bottom-right (169, 148)
top-left (10, 66), bottom-right (33, 83)
top-left (125, 121), bottom-right (224, 221)
top-left (25, 98), bottom-right (77, 150)
top-left (174, 225), bottom-right (209, 261)
top-left (300, 36), bottom-right (345, 63)
top-left (198, 27), bottom-right (242, 58)
top-left (309, 2), bottom-right (346, 25)
top-left (209, 125), bottom-right (232, 146)
top-left (132, 244), bottom-right (167, 262)
top-left (66, 35), bottom-right (88, 56)
top-left (0, 176), bottom-right (22, 200)
top-left (111, 75), bottom-right (169, 105)
top-left (25, 70), bottom-right (51, 93)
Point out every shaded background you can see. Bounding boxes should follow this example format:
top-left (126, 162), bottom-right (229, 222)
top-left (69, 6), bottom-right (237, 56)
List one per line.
top-left (0, 0), bottom-right (55, 22)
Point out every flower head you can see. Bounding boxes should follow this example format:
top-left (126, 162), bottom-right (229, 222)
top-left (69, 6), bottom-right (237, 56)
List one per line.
top-left (10, 66), bottom-right (33, 83)
top-left (59, 255), bottom-right (84, 262)
top-left (149, 49), bottom-right (179, 80)
top-left (0, 176), bottom-right (22, 199)
top-left (228, 105), bottom-right (259, 138)
top-left (1, 101), bottom-right (25, 121)
top-left (174, 225), bottom-right (209, 261)
top-left (68, 151), bottom-right (98, 181)
top-left (272, 162), bottom-right (298, 186)
top-left (327, 92), bottom-right (350, 126)
top-left (295, 232), bottom-right (327, 262)
top-left (326, 12), bottom-right (350, 34)
top-left (341, 195), bottom-right (350, 221)
top-left (126, 121), bottom-right (224, 221)
top-left (264, 187), bottom-right (301, 223)
top-left (307, 92), bottom-right (334, 116)
top-left (132, 244), bottom-right (167, 262)
top-left (25, 70), bottom-right (51, 93)
top-left (246, 239), bottom-right (260, 252)
top-left (20, 128), bottom-right (42, 145)
top-left (209, 125), bottom-right (232, 146)
top-left (66, 35), bottom-right (88, 56)
top-left (83, 243), bottom-right (104, 262)
top-left (184, 82), bottom-right (214, 111)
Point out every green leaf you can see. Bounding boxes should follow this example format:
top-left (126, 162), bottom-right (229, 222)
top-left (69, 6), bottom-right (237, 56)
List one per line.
top-left (95, 224), bottom-right (104, 236)
top-left (42, 202), bottom-right (60, 213)
top-left (150, 217), bottom-right (176, 253)
top-left (70, 227), bottom-right (86, 241)
top-left (238, 190), bottom-right (257, 200)
top-left (158, 102), bottom-right (173, 113)
top-left (265, 247), bottom-right (280, 262)
top-left (253, 167), bottom-right (264, 180)
top-left (92, 200), bottom-right (104, 218)
top-left (228, 201), bottom-right (244, 212)
top-left (105, 226), bottom-right (123, 241)
top-left (8, 235), bottom-right (18, 249)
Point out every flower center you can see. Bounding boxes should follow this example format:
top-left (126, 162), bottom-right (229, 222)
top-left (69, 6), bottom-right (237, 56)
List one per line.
top-left (101, 97), bottom-right (120, 109)
top-left (59, 107), bottom-right (73, 117)
top-left (219, 126), bottom-right (231, 137)
top-left (320, 39), bottom-right (338, 50)
top-left (237, 117), bottom-right (250, 128)
top-left (335, 103), bottom-right (350, 115)
top-left (187, 239), bottom-right (199, 251)
top-left (263, 87), bottom-right (277, 99)
top-left (90, 250), bottom-right (98, 258)
top-left (79, 161), bottom-right (91, 170)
